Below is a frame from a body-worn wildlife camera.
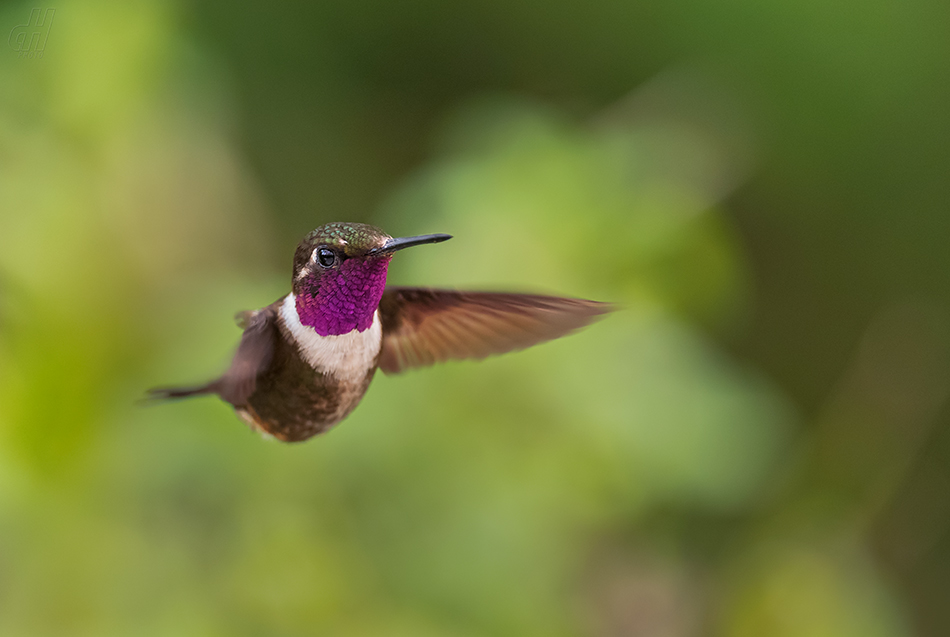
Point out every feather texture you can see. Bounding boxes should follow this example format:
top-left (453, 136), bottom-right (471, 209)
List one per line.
top-left (377, 287), bottom-right (612, 374)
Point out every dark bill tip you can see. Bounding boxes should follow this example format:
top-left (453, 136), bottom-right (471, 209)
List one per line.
top-left (367, 233), bottom-right (452, 256)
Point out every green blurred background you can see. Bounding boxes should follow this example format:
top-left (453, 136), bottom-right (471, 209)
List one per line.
top-left (1, 0), bottom-right (949, 635)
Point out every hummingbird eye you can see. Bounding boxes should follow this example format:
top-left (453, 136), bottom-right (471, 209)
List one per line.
top-left (316, 248), bottom-right (336, 268)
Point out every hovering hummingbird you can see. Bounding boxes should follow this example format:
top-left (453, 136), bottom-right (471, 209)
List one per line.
top-left (150, 222), bottom-right (611, 442)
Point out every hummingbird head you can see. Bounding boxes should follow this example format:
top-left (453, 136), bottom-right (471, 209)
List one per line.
top-left (291, 222), bottom-right (451, 336)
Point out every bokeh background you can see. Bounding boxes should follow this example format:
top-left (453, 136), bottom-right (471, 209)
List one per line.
top-left (2, 0), bottom-right (950, 635)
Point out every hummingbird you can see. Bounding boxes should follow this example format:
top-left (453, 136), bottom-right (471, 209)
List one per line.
top-left (150, 222), bottom-right (611, 442)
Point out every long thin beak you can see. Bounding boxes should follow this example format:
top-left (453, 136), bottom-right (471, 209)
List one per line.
top-left (367, 233), bottom-right (452, 256)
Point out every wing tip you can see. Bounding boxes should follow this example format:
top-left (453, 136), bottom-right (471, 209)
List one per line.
top-left (586, 299), bottom-right (617, 316)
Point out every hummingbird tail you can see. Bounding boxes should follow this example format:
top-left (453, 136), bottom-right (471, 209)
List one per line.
top-left (144, 383), bottom-right (216, 402)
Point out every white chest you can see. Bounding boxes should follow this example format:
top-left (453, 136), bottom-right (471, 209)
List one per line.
top-left (278, 294), bottom-right (383, 381)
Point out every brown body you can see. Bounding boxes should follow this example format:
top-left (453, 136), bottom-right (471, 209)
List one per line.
top-left (236, 301), bottom-right (377, 441)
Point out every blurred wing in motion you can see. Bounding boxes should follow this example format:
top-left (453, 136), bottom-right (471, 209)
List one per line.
top-left (147, 305), bottom-right (277, 405)
top-left (377, 287), bottom-right (612, 374)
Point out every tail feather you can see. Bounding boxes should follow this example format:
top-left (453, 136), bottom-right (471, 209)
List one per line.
top-left (145, 382), bottom-right (216, 401)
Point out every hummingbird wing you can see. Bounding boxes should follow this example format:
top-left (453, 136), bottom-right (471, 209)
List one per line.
top-left (147, 305), bottom-right (277, 405)
top-left (215, 306), bottom-right (278, 404)
top-left (376, 287), bottom-right (612, 374)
